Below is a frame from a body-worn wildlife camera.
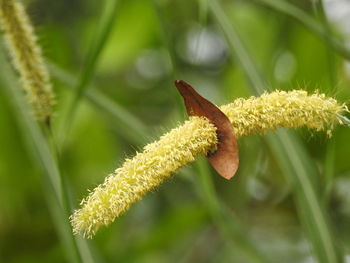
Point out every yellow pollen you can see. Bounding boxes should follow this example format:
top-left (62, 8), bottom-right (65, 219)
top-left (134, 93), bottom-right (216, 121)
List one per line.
top-left (71, 90), bottom-right (348, 238)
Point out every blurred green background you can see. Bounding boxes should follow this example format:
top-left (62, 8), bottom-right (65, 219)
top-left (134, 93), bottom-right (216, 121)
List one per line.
top-left (1, 0), bottom-right (350, 262)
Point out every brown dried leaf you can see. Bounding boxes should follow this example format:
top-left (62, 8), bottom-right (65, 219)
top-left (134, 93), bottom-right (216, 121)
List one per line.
top-left (174, 80), bottom-right (239, 179)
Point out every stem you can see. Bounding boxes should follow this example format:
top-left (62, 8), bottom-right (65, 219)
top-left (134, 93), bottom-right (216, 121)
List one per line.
top-left (0, 48), bottom-right (96, 263)
top-left (207, 1), bottom-right (343, 261)
top-left (61, 0), bottom-right (119, 145)
top-left (208, 0), bottom-right (266, 94)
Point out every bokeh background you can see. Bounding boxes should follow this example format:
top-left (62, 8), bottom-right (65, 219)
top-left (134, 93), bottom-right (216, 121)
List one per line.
top-left (1, 0), bottom-right (350, 262)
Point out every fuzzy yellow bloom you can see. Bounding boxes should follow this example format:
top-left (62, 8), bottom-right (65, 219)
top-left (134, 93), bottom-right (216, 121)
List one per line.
top-left (220, 90), bottom-right (346, 137)
top-left (0, 0), bottom-right (54, 122)
top-left (71, 90), bottom-right (347, 238)
top-left (72, 117), bottom-right (218, 237)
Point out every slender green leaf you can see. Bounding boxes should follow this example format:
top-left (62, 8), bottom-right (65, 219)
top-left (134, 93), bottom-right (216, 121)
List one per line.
top-left (71, 0), bottom-right (119, 104)
top-left (266, 130), bottom-right (340, 263)
top-left (197, 0), bottom-right (209, 24)
top-left (208, 0), bottom-right (266, 94)
top-left (256, 0), bottom-right (350, 61)
top-left (0, 49), bottom-right (99, 263)
top-left (312, 0), bottom-right (337, 88)
top-left (64, 0), bottom-right (120, 140)
top-left (0, 50), bottom-right (79, 263)
top-left (208, 0), bottom-right (342, 262)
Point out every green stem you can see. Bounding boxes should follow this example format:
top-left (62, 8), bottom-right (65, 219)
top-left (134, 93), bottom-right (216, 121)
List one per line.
top-left (0, 49), bottom-right (98, 263)
top-left (62, 0), bottom-right (119, 144)
top-left (312, 0), bottom-right (337, 89)
top-left (266, 130), bottom-right (341, 263)
top-left (208, 0), bottom-right (342, 261)
top-left (208, 0), bottom-right (266, 94)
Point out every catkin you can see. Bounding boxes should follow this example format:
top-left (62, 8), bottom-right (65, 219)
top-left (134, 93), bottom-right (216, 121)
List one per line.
top-left (0, 0), bottom-right (54, 122)
top-left (71, 90), bottom-right (348, 238)
top-left (220, 90), bottom-right (345, 137)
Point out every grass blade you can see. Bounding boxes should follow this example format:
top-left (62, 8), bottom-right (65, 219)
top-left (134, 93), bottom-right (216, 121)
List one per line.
top-left (266, 130), bottom-right (340, 262)
top-left (312, 0), bottom-right (337, 88)
top-left (208, 0), bottom-right (266, 94)
top-left (63, 0), bottom-right (119, 140)
top-left (0, 49), bottom-right (99, 263)
top-left (208, 0), bottom-right (342, 261)
top-left (71, 0), bottom-right (119, 105)
top-left (255, 0), bottom-right (350, 61)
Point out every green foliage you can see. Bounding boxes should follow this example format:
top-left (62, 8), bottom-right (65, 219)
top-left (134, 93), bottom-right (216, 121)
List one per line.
top-left (1, 0), bottom-right (350, 262)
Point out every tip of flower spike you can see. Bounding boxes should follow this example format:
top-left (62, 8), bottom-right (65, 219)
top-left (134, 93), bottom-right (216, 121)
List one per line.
top-left (337, 114), bottom-right (350, 126)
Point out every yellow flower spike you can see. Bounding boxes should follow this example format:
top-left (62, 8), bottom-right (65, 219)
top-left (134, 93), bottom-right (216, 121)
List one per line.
top-left (0, 0), bottom-right (54, 122)
top-left (71, 117), bottom-right (218, 238)
top-left (71, 90), bottom-right (347, 238)
top-left (220, 90), bottom-right (347, 137)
